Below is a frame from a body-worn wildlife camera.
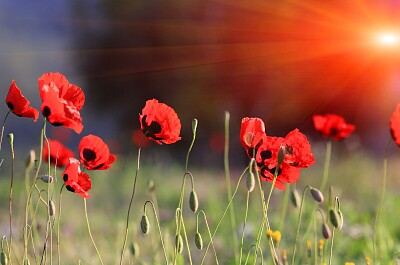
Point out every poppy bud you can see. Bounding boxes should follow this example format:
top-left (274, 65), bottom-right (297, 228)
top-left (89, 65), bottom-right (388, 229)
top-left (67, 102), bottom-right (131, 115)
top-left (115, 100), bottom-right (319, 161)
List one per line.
top-left (195, 232), bottom-right (203, 250)
top-left (24, 260), bottom-right (30, 265)
top-left (290, 189), bottom-right (301, 208)
top-left (322, 223), bottom-right (331, 239)
top-left (0, 251), bottom-right (7, 265)
top-left (175, 234), bottom-right (184, 254)
top-left (140, 214), bottom-right (150, 235)
top-left (129, 242), bottom-right (139, 258)
top-left (337, 210), bottom-right (344, 230)
top-left (192, 119), bottom-right (198, 135)
top-left (189, 190), bottom-right (199, 213)
top-left (329, 209), bottom-right (341, 229)
top-left (310, 188), bottom-right (324, 203)
top-left (278, 145), bottom-right (286, 165)
top-left (40, 175), bottom-right (54, 184)
top-left (7, 133), bottom-right (14, 146)
top-left (26, 149), bottom-right (36, 169)
top-left (246, 171), bottom-right (255, 192)
top-left (148, 180), bottom-right (155, 192)
top-left (49, 200), bottom-right (56, 217)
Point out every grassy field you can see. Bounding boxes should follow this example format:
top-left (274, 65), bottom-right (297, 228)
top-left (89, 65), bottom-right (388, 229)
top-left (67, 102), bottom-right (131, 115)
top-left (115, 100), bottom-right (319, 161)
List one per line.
top-left (0, 137), bottom-right (400, 265)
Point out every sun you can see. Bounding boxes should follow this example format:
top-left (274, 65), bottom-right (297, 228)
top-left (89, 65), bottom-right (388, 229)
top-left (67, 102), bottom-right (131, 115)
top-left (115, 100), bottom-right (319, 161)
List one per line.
top-left (376, 32), bottom-right (399, 46)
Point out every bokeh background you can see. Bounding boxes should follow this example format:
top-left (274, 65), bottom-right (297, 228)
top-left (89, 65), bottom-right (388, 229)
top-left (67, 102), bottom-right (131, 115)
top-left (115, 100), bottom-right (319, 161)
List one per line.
top-left (1, 0), bottom-right (400, 166)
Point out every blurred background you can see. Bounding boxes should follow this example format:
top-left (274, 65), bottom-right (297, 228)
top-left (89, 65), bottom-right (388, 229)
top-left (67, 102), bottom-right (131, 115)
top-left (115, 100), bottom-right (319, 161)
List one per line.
top-left (1, 0), bottom-right (400, 166)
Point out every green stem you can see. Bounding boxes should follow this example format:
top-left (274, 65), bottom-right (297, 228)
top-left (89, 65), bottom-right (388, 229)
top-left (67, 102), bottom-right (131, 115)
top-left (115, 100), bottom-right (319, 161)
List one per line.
top-left (84, 198), bottom-right (104, 265)
top-left (57, 186), bottom-right (64, 265)
top-left (0, 110), bottom-right (11, 155)
top-left (144, 200), bottom-right (169, 264)
top-left (185, 118), bottom-right (197, 172)
top-left (8, 133), bottom-right (14, 265)
top-left (200, 167), bottom-right (248, 265)
top-left (239, 191), bottom-right (251, 265)
top-left (373, 140), bottom-right (390, 264)
top-left (119, 142), bottom-right (143, 265)
top-left (223, 112), bottom-right (239, 264)
top-left (197, 210), bottom-right (219, 265)
top-left (319, 140), bottom-right (332, 193)
top-left (278, 185), bottom-right (290, 232)
top-left (291, 185), bottom-right (312, 265)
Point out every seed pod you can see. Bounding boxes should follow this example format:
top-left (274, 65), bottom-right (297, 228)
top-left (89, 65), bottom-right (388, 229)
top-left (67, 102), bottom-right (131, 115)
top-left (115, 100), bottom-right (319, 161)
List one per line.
top-left (49, 200), bottom-right (56, 217)
top-left (0, 251), bottom-right (7, 265)
top-left (195, 232), bottom-right (203, 250)
top-left (40, 175), bottom-right (54, 184)
top-left (175, 234), bottom-right (184, 254)
top-left (322, 223), bottom-right (332, 239)
top-left (329, 209), bottom-right (340, 229)
top-left (246, 171), bottom-right (255, 192)
top-left (129, 242), bottom-right (139, 258)
top-left (278, 145), bottom-right (286, 165)
top-left (290, 189), bottom-right (301, 208)
top-left (337, 210), bottom-right (344, 230)
top-left (189, 190), bottom-right (199, 213)
top-left (140, 214), bottom-right (150, 235)
top-left (310, 188), bottom-right (324, 203)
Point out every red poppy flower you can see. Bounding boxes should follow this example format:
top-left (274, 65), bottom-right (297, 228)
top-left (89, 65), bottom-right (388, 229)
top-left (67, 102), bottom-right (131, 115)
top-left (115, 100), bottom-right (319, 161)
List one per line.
top-left (284, 129), bottom-right (315, 168)
top-left (79, 134), bottom-right (116, 170)
top-left (256, 135), bottom-right (285, 169)
top-left (43, 139), bottom-right (74, 167)
top-left (131, 129), bottom-right (151, 148)
top-left (259, 163), bottom-right (301, 190)
top-left (390, 104), bottom-right (400, 146)
top-left (62, 158), bottom-right (91, 198)
top-left (240, 117), bottom-right (266, 157)
top-left (312, 114), bottom-right (355, 141)
top-left (6, 80), bottom-right (39, 121)
top-left (139, 99), bottom-right (181, 145)
top-left (38, 72), bottom-right (85, 134)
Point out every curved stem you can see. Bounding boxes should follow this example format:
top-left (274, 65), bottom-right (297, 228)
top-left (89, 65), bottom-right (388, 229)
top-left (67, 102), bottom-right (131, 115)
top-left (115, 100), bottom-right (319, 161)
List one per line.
top-left (144, 200), bottom-right (169, 264)
top-left (200, 167), bottom-right (248, 265)
top-left (119, 140), bottom-right (143, 265)
top-left (197, 210), bottom-right (219, 265)
top-left (373, 140), bottom-right (390, 264)
top-left (84, 199), bottom-right (104, 265)
top-left (291, 185), bottom-right (311, 265)
top-left (0, 110), bottom-right (11, 155)
top-left (185, 118), bottom-right (197, 172)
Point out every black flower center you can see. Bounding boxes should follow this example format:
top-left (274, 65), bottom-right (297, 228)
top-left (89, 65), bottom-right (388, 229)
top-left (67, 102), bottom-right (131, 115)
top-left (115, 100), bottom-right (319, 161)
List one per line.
top-left (7, 102), bottom-right (14, 110)
top-left (141, 115), bottom-right (164, 141)
top-left (330, 127), bottom-right (338, 136)
top-left (83, 149), bottom-right (96, 162)
top-left (42, 106), bottom-right (51, 117)
top-left (260, 150), bottom-right (272, 161)
top-left (63, 174), bottom-right (68, 181)
top-left (66, 185), bottom-right (75, 193)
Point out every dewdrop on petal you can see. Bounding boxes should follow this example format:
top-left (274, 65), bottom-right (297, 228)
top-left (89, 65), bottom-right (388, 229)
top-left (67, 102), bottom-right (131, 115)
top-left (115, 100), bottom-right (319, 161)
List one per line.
top-left (175, 234), bottom-right (184, 254)
top-left (195, 232), bottom-right (203, 250)
top-left (40, 175), bottom-right (54, 184)
top-left (310, 187), bottom-right (324, 203)
top-left (0, 251), bottom-right (7, 265)
top-left (329, 208), bottom-right (341, 229)
top-left (322, 223), bottom-right (331, 239)
top-left (140, 214), bottom-right (150, 235)
top-left (291, 189), bottom-right (301, 208)
top-left (189, 190), bottom-right (199, 213)
top-left (49, 200), bottom-right (56, 217)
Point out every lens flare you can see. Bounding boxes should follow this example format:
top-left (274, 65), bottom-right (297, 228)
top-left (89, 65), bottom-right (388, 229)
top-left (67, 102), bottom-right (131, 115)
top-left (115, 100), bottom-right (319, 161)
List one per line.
top-left (377, 32), bottom-right (399, 46)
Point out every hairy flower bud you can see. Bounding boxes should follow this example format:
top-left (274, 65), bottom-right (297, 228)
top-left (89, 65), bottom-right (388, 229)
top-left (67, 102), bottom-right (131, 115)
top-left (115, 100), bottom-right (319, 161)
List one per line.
top-left (129, 242), bottom-right (139, 258)
top-left (310, 187), bottom-right (324, 203)
top-left (189, 190), bottom-right (199, 213)
top-left (322, 223), bottom-right (332, 239)
top-left (49, 200), bottom-right (56, 217)
top-left (26, 149), bottom-right (36, 169)
top-left (40, 175), bottom-right (54, 184)
top-left (291, 189), bottom-right (301, 208)
top-left (140, 215), bottom-right (150, 235)
top-left (175, 234), bottom-right (184, 254)
top-left (0, 251), bottom-right (7, 265)
top-left (195, 232), bottom-right (203, 250)
top-left (246, 171), bottom-right (255, 192)
top-left (192, 119), bottom-right (198, 135)
top-left (329, 209), bottom-right (341, 229)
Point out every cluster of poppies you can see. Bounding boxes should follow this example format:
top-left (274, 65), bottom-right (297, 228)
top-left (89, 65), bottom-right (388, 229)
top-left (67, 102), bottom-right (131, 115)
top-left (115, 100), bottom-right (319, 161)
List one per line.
top-left (5, 72), bottom-right (182, 198)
